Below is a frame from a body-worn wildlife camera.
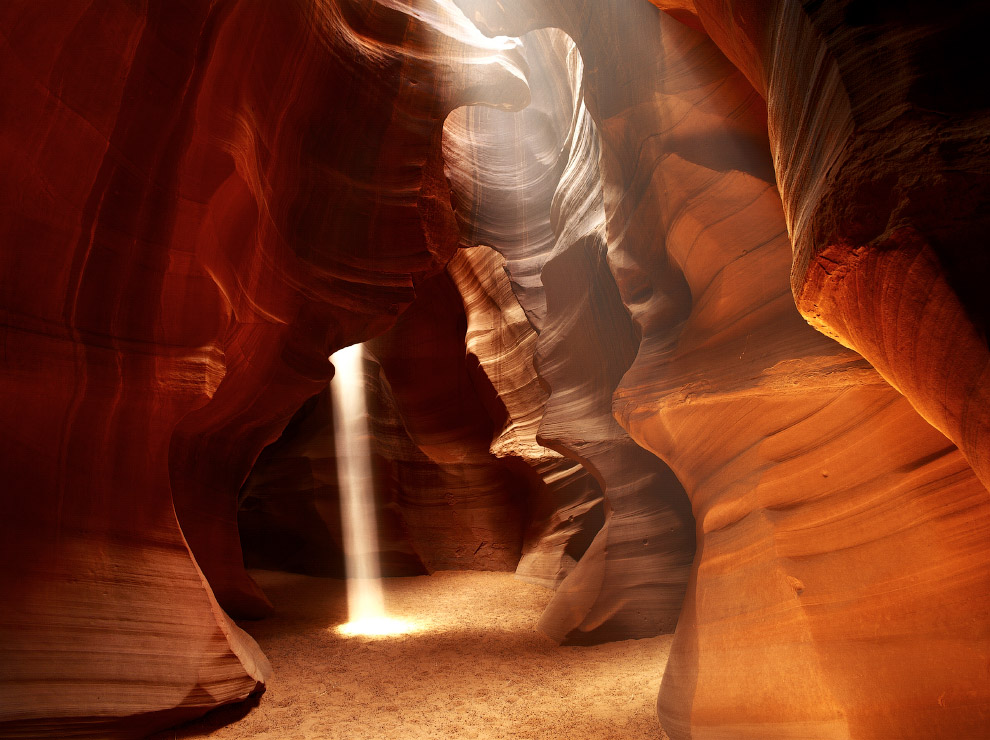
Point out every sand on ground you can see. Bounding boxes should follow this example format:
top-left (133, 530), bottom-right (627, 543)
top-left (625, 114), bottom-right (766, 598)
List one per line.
top-left (151, 570), bottom-right (672, 740)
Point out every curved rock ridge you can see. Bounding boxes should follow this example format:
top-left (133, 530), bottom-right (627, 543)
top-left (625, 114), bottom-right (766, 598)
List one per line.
top-left (455, 0), bottom-right (989, 736)
top-left (444, 28), bottom-right (579, 330)
top-left (601, 9), bottom-right (990, 735)
top-left (448, 248), bottom-right (559, 467)
top-left (584, 8), bottom-right (989, 738)
top-left (3, 0), bottom-right (988, 737)
top-left (536, 232), bottom-right (697, 646)
top-left (365, 353), bottom-right (490, 572)
top-left (445, 21), bottom-right (696, 643)
top-left (445, 34), bottom-right (607, 591)
top-left (367, 270), bottom-right (528, 571)
top-left (165, 0), bottom-right (529, 620)
top-left (447, 245), bottom-right (605, 588)
top-left (533, 40), bottom-right (696, 644)
top-left (0, 0), bottom-right (527, 735)
top-left (652, 0), bottom-right (990, 493)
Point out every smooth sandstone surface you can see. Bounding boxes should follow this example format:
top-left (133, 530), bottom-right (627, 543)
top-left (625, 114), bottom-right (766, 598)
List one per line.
top-left (448, 246), bottom-right (606, 588)
top-left (240, 241), bottom-right (607, 595)
top-left (366, 274), bottom-right (529, 572)
top-left (654, 0), bottom-right (990, 493)
top-left (455, 0), bottom-right (989, 736)
top-left (0, 0), bottom-right (526, 735)
top-left (446, 27), bottom-right (697, 644)
top-left (1, 1), bottom-right (988, 738)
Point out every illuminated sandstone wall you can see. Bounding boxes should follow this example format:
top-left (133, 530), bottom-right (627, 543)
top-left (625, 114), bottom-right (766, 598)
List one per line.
top-left (238, 241), bottom-right (606, 592)
top-left (443, 32), bottom-right (612, 594)
top-left (1, 0), bottom-right (987, 737)
top-left (447, 246), bottom-right (606, 590)
top-left (445, 27), bottom-right (696, 644)
top-left (645, 0), bottom-right (990, 493)
top-left (456, 0), bottom-right (989, 736)
top-left (0, 1), bottom-right (526, 735)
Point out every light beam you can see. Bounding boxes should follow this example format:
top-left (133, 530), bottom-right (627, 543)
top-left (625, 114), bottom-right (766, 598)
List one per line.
top-left (330, 344), bottom-right (417, 638)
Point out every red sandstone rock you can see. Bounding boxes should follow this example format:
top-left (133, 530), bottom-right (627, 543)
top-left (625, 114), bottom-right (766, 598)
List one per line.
top-left (587, 9), bottom-right (990, 736)
top-left (666, 0), bottom-right (990, 494)
top-left (0, 1), bottom-right (526, 735)
top-left (162, 0), bottom-right (527, 619)
top-left (367, 271), bottom-right (528, 571)
top-left (455, 0), bottom-right (989, 734)
top-left (364, 353), bottom-right (519, 572)
top-left (3, 0), bottom-right (989, 736)
top-left (445, 24), bottom-right (696, 643)
top-left (448, 245), bottom-right (606, 587)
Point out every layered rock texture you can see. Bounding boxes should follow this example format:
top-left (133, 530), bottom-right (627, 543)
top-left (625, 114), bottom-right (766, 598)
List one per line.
top-left (366, 271), bottom-right (530, 571)
top-left (447, 246), bottom-right (606, 590)
top-left (446, 0), bottom-right (704, 647)
top-left (652, 0), bottom-right (990, 495)
top-left (0, 1), bottom-right (526, 735)
top-left (2, 0), bottom-right (988, 739)
top-left (445, 27), bottom-right (697, 643)
top-left (456, 0), bottom-right (990, 737)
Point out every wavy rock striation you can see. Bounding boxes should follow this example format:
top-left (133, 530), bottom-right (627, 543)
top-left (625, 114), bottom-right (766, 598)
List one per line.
top-left (456, 0), bottom-right (989, 736)
top-left (448, 245), bottom-right (605, 588)
top-left (163, 0), bottom-right (528, 621)
top-left (446, 23), bottom-right (696, 644)
top-left (367, 271), bottom-right (528, 571)
top-left (651, 0), bottom-right (990, 493)
top-left (2, 0), bottom-right (988, 737)
top-left (445, 29), bottom-right (577, 329)
top-left (0, 1), bottom-right (526, 735)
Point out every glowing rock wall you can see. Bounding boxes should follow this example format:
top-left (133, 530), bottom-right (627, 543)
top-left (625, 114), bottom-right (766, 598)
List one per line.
top-left (455, 0), bottom-right (990, 736)
top-left (448, 245), bottom-right (606, 590)
top-left (646, 0), bottom-right (990, 492)
top-left (0, 1), bottom-right (525, 735)
top-left (1, 0), bottom-right (988, 737)
top-left (445, 25), bottom-right (697, 645)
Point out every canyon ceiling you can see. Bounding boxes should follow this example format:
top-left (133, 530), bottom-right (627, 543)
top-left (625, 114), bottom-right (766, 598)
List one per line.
top-left (0, 1), bottom-right (988, 738)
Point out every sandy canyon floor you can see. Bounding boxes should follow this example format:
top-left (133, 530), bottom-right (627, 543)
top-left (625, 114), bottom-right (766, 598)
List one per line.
top-left (151, 570), bottom-right (672, 740)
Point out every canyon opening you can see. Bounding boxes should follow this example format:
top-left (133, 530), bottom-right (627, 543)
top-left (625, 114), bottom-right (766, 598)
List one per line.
top-left (1, 1), bottom-right (988, 739)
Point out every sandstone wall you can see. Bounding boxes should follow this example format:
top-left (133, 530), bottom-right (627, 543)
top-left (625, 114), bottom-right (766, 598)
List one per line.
top-left (0, 1), bottom-right (526, 734)
top-left (648, 0), bottom-right (990, 492)
top-left (455, 0), bottom-right (990, 735)
top-left (446, 24), bottom-right (697, 644)
top-left (2, 0), bottom-right (987, 736)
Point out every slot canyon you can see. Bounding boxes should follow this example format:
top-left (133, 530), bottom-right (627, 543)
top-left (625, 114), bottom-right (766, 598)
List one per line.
top-left (1, 0), bottom-right (988, 738)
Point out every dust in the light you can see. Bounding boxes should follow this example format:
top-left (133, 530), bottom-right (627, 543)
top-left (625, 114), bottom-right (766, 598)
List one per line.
top-left (335, 616), bottom-right (421, 637)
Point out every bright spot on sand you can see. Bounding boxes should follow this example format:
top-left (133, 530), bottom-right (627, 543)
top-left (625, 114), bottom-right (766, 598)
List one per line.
top-left (336, 616), bottom-right (420, 638)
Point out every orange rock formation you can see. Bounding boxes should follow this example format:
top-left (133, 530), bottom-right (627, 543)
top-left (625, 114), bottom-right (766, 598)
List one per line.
top-left (1, 1), bottom-right (987, 738)
top-left (0, 1), bottom-right (525, 734)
